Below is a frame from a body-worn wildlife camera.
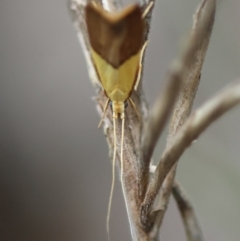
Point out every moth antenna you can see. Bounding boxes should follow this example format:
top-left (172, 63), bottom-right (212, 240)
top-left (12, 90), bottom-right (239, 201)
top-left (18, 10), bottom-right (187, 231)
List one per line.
top-left (129, 98), bottom-right (141, 121)
top-left (134, 41), bottom-right (148, 91)
top-left (106, 114), bottom-right (117, 241)
top-left (142, 1), bottom-right (154, 19)
top-left (120, 114), bottom-right (127, 227)
top-left (134, 65), bottom-right (142, 91)
top-left (98, 98), bottom-right (110, 128)
top-left (120, 114), bottom-right (125, 185)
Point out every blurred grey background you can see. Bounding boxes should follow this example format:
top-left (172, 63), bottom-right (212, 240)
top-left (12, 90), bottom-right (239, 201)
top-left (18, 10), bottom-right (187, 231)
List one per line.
top-left (0, 0), bottom-right (240, 241)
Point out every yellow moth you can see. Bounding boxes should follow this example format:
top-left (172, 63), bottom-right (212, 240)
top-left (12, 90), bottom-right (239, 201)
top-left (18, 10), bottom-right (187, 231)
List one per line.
top-left (85, 1), bottom-right (151, 237)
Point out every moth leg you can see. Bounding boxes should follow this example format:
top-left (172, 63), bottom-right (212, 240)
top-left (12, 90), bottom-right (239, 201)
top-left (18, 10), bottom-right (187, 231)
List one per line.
top-left (134, 41), bottom-right (148, 91)
top-left (98, 98), bottom-right (110, 128)
top-left (129, 98), bottom-right (141, 121)
top-left (142, 1), bottom-right (154, 19)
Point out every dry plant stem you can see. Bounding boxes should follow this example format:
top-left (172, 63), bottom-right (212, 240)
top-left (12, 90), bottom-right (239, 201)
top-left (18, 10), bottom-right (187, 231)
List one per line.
top-left (156, 0), bottom-right (216, 229)
top-left (140, 74), bottom-right (181, 198)
top-left (140, 0), bottom-right (216, 233)
top-left (173, 181), bottom-right (204, 241)
top-left (142, 78), bottom-right (240, 232)
top-left (68, 1), bottom-right (240, 241)
top-left (150, 165), bottom-right (203, 241)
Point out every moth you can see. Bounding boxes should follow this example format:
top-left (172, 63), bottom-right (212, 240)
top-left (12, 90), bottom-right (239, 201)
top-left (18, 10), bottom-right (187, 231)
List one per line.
top-left (85, 1), bottom-right (152, 236)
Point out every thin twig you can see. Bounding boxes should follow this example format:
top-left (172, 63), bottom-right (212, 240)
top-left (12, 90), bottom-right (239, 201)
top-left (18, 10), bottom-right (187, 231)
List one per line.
top-left (141, 78), bottom-right (240, 231)
top-left (149, 165), bottom-right (204, 241)
top-left (68, 1), bottom-right (240, 241)
top-left (173, 181), bottom-right (204, 241)
top-left (155, 0), bottom-right (216, 230)
top-left (140, 0), bottom-right (216, 231)
top-left (140, 75), bottom-right (181, 199)
top-left (167, 0), bottom-right (216, 144)
top-left (141, 78), bottom-right (181, 166)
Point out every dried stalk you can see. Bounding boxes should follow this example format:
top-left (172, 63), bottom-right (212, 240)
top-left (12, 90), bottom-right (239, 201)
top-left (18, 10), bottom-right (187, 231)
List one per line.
top-left (140, 74), bottom-right (181, 199)
top-left (156, 0), bottom-right (216, 230)
top-left (173, 181), bottom-right (204, 241)
top-left (68, 0), bottom-right (240, 240)
top-left (141, 0), bottom-right (216, 234)
top-left (150, 164), bottom-right (204, 241)
top-left (142, 78), bottom-right (240, 235)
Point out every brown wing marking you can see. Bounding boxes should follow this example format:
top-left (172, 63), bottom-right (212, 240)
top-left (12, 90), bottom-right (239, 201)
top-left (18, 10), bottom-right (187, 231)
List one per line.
top-left (85, 3), bottom-right (144, 68)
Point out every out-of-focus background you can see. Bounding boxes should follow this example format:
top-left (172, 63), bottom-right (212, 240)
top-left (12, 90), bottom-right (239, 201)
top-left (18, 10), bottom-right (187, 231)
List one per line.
top-left (0, 0), bottom-right (240, 240)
